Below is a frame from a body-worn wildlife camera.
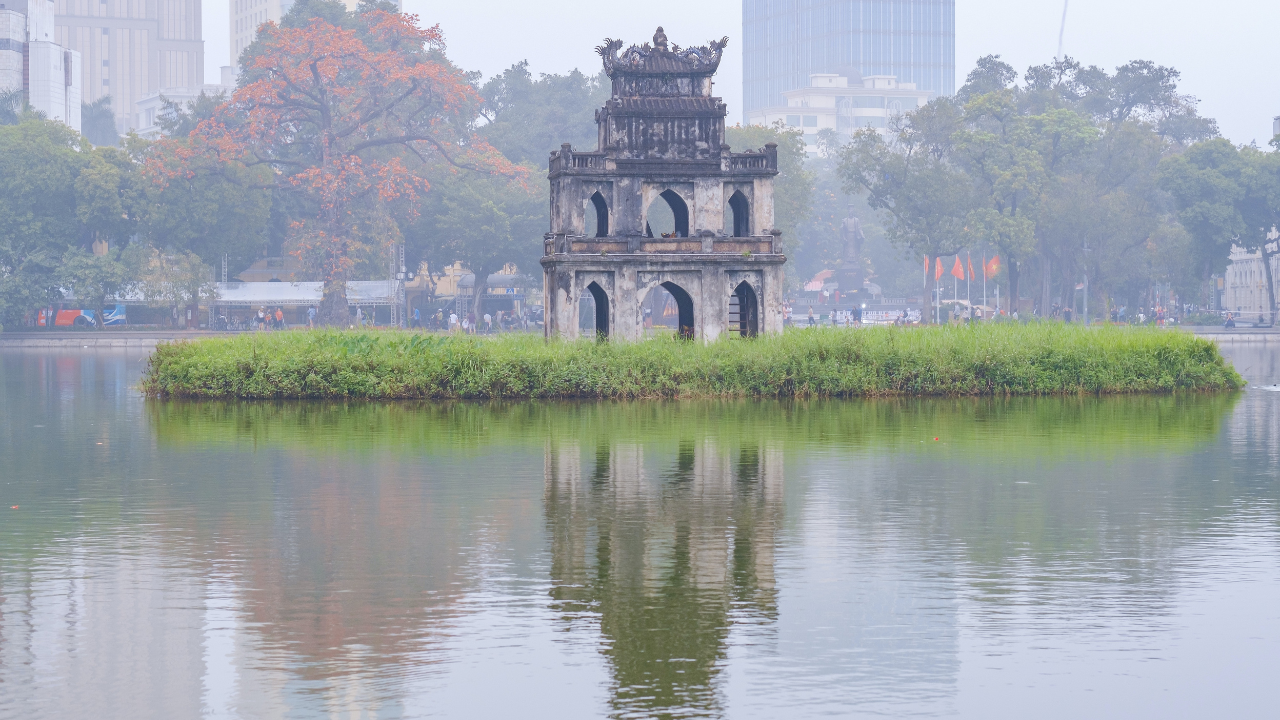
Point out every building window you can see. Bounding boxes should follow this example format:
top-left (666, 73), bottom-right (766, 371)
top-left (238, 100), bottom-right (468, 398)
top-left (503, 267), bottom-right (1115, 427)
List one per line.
top-left (102, 60), bottom-right (109, 67)
top-left (802, 115), bottom-right (818, 127)
top-left (102, 28), bottom-right (109, 35)
top-left (103, 79), bottom-right (109, 86)
top-left (785, 114), bottom-right (800, 127)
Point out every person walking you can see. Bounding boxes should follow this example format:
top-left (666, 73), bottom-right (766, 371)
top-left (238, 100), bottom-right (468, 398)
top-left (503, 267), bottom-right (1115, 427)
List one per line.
top-left (807, 306), bottom-right (815, 328)
top-left (355, 307), bottom-right (364, 327)
top-left (411, 307), bottom-right (421, 329)
top-left (483, 312), bottom-right (492, 333)
top-left (449, 311), bottom-right (458, 332)
top-left (307, 305), bottom-right (316, 328)
top-left (275, 307), bottom-right (285, 330)
top-left (257, 307), bottom-right (266, 331)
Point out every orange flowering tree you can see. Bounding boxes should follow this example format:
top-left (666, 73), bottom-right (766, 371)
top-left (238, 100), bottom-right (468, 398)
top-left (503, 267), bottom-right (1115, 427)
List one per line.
top-left (154, 7), bottom-right (518, 323)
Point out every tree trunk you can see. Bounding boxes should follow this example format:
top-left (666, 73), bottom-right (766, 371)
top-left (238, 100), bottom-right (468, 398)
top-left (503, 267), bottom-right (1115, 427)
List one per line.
top-left (1262, 244), bottom-right (1278, 327)
top-left (922, 254), bottom-right (935, 324)
top-left (1040, 253), bottom-right (1052, 318)
top-left (318, 280), bottom-right (350, 327)
top-left (470, 265), bottom-right (496, 325)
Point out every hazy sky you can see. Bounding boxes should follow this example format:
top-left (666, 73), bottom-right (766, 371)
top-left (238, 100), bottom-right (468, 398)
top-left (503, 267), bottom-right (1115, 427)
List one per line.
top-left (201, 0), bottom-right (1280, 145)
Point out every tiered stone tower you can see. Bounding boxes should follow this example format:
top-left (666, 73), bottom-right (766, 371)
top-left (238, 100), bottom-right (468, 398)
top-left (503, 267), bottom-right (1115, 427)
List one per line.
top-left (541, 27), bottom-right (787, 341)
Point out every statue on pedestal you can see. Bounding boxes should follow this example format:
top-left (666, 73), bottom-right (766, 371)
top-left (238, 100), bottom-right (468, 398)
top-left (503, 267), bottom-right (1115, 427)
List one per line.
top-left (838, 204), bottom-right (866, 290)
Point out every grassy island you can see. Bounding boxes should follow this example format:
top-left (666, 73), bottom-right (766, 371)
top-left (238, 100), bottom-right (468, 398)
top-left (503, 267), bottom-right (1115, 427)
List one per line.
top-left (141, 324), bottom-right (1242, 400)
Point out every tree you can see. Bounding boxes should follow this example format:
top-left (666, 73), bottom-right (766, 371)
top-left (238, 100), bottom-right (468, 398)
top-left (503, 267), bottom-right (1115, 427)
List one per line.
top-left (81, 96), bottom-right (120, 147)
top-left (134, 247), bottom-right (217, 325)
top-left (58, 246), bottom-right (134, 329)
top-left (479, 63), bottom-right (609, 166)
top-left (76, 146), bottom-right (144, 247)
top-left (137, 135), bottom-right (273, 277)
top-left (726, 122), bottom-right (814, 273)
top-left (0, 119), bottom-right (86, 326)
top-left (408, 170), bottom-right (544, 317)
top-left (837, 100), bottom-right (975, 322)
top-left (160, 4), bottom-right (517, 325)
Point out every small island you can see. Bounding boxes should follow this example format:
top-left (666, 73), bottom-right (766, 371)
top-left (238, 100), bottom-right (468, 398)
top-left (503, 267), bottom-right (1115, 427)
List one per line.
top-left (141, 324), bottom-right (1242, 400)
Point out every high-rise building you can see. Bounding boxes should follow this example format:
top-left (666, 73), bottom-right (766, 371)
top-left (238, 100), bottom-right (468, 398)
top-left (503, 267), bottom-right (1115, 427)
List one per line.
top-left (230, 0), bottom-right (398, 74)
top-left (742, 0), bottom-right (954, 120)
top-left (1, 0), bottom-right (82, 131)
top-left (230, 0), bottom-right (292, 69)
top-left (53, 0), bottom-right (203, 133)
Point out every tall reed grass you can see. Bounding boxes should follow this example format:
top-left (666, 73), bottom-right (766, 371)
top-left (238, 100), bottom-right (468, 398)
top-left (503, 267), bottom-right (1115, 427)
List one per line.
top-left (141, 325), bottom-right (1242, 400)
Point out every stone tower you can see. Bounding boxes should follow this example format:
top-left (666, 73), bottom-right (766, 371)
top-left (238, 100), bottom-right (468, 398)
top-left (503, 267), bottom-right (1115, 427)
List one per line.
top-left (541, 28), bottom-right (786, 342)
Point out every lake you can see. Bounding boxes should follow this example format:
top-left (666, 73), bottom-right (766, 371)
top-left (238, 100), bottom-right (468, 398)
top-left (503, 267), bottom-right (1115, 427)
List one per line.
top-left (1, 343), bottom-right (1277, 719)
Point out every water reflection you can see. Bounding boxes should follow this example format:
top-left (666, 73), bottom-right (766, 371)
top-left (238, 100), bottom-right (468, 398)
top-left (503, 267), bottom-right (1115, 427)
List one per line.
top-left (545, 439), bottom-right (782, 717)
top-left (1, 347), bottom-right (1278, 719)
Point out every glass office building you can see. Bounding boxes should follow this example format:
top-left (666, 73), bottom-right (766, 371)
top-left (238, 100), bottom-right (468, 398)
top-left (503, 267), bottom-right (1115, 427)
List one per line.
top-left (742, 0), bottom-right (955, 117)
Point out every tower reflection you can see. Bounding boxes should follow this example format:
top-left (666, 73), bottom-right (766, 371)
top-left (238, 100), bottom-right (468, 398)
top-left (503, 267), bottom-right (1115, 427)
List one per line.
top-left (544, 437), bottom-right (784, 717)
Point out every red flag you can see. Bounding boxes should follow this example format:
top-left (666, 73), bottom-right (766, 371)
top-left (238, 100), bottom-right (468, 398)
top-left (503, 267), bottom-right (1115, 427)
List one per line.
top-left (986, 255), bottom-right (1001, 277)
top-left (934, 257), bottom-right (943, 280)
top-left (951, 256), bottom-right (965, 279)
top-left (967, 255), bottom-right (976, 281)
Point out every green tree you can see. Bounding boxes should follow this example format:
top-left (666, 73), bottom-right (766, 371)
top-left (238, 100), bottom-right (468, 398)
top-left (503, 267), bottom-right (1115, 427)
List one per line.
top-left (837, 100), bottom-right (975, 322)
top-left (409, 171), bottom-right (544, 317)
top-left (57, 246), bottom-right (135, 329)
top-left (479, 63), bottom-right (609, 166)
top-left (726, 122), bottom-right (814, 273)
top-left (81, 96), bottom-right (120, 147)
top-left (0, 119), bottom-right (86, 326)
top-left (76, 146), bottom-right (144, 246)
top-left (135, 247), bottom-right (217, 325)
top-left (137, 135), bottom-right (273, 277)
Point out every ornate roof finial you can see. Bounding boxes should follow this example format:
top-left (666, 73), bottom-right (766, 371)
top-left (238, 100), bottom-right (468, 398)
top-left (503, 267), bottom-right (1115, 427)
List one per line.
top-left (653, 26), bottom-right (668, 52)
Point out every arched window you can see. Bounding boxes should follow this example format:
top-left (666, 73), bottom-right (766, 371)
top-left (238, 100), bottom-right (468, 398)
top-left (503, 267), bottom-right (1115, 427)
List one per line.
top-left (660, 281), bottom-right (695, 340)
top-left (728, 190), bottom-right (750, 237)
top-left (588, 191), bottom-right (609, 237)
top-left (645, 190), bottom-right (690, 238)
top-left (586, 281), bottom-right (609, 339)
top-left (732, 281), bottom-right (759, 337)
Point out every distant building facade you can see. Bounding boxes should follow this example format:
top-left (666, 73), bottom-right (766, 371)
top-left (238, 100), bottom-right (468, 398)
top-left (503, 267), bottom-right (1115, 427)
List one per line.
top-left (54, 0), bottom-right (202, 133)
top-left (1223, 241), bottom-right (1280, 318)
top-left (134, 65), bottom-right (234, 137)
top-left (747, 72), bottom-right (932, 153)
top-left (230, 0), bottom-right (292, 69)
top-left (742, 0), bottom-right (954, 121)
top-left (1, 0), bottom-right (82, 131)
top-left (230, 0), bottom-right (398, 73)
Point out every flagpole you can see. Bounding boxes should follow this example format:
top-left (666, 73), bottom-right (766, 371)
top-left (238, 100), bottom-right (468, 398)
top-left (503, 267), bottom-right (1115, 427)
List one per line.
top-left (966, 251), bottom-right (971, 304)
top-left (983, 253), bottom-right (988, 308)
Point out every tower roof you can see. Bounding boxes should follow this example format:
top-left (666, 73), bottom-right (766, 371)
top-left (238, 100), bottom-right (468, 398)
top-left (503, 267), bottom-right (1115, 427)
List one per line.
top-left (596, 28), bottom-right (728, 98)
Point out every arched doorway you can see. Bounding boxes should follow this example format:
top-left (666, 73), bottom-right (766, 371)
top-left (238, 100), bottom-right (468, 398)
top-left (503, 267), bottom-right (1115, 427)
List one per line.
top-left (586, 282), bottom-right (609, 339)
top-left (588, 191), bottom-right (609, 237)
top-left (732, 281), bottom-right (759, 337)
top-left (660, 281), bottom-right (695, 339)
top-left (645, 190), bottom-right (690, 238)
top-left (728, 190), bottom-right (750, 237)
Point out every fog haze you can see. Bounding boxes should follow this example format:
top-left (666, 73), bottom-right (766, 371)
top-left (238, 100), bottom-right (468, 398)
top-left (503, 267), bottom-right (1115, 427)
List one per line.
top-left (201, 0), bottom-right (1280, 145)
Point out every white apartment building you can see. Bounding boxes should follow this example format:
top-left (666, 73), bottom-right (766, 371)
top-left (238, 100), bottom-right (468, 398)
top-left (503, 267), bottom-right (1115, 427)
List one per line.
top-left (1, 0), bottom-right (81, 131)
top-left (54, 0), bottom-right (202, 134)
top-left (1223, 238), bottom-right (1280, 318)
top-left (746, 72), bottom-right (933, 154)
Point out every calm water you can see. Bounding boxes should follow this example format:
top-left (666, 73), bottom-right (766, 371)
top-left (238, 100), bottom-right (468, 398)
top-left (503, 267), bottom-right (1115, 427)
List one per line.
top-left (1, 345), bottom-right (1278, 719)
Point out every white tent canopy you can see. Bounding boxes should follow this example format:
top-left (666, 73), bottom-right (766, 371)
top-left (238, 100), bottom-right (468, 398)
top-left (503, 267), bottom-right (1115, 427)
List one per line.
top-left (214, 281), bottom-right (398, 307)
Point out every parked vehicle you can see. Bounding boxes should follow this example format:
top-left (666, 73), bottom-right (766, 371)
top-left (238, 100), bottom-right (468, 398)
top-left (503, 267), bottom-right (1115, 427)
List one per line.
top-left (36, 305), bottom-right (127, 327)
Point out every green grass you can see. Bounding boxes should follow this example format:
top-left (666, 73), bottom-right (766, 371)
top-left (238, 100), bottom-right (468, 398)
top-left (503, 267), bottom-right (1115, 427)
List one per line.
top-left (140, 324), bottom-right (1243, 399)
